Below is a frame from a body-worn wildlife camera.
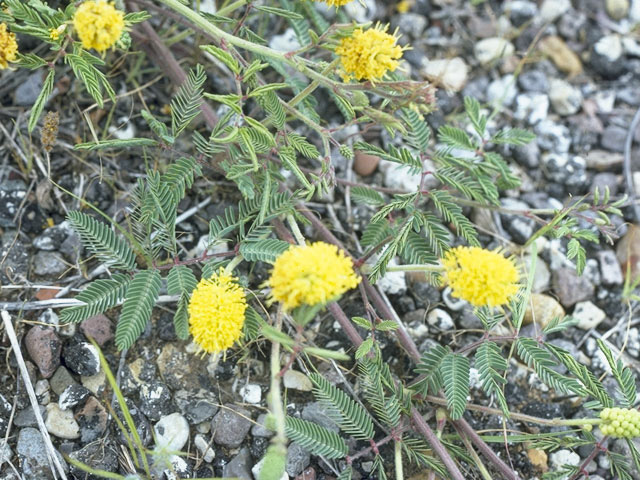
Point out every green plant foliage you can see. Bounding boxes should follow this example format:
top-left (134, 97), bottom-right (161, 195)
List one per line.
top-left (413, 344), bottom-right (449, 395)
top-left (59, 274), bottom-right (130, 324)
top-left (170, 64), bottom-right (206, 136)
top-left (441, 353), bottom-right (470, 420)
top-left (67, 211), bottom-right (137, 271)
top-left (284, 416), bottom-right (348, 459)
top-left (597, 339), bottom-right (637, 407)
top-left (115, 270), bottom-right (163, 350)
top-left (474, 342), bottom-right (508, 415)
top-left (309, 372), bottom-right (375, 440)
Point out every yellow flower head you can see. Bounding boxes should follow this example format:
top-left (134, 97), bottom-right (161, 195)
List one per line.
top-left (73, 0), bottom-right (125, 52)
top-left (442, 246), bottom-right (520, 308)
top-left (396, 0), bottom-right (414, 13)
top-left (335, 23), bottom-right (407, 82)
top-left (600, 408), bottom-right (640, 438)
top-left (267, 242), bottom-right (361, 310)
top-left (188, 269), bottom-right (247, 354)
top-left (0, 23), bottom-right (18, 69)
top-left (314, 0), bottom-right (353, 6)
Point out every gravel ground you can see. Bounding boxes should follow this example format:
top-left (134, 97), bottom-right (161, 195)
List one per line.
top-left (2, 0), bottom-right (640, 479)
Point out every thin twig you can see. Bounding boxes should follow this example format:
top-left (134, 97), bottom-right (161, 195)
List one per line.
top-left (623, 105), bottom-right (640, 222)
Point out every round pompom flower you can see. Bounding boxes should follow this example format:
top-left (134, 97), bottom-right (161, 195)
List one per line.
top-left (73, 1), bottom-right (125, 52)
top-left (335, 23), bottom-right (407, 82)
top-left (267, 242), bottom-right (361, 310)
top-left (314, 0), bottom-right (353, 6)
top-left (442, 246), bottom-right (520, 308)
top-left (599, 408), bottom-right (640, 438)
top-left (0, 23), bottom-right (18, 69)
top-left (188, 269), bottom-right (247, 354)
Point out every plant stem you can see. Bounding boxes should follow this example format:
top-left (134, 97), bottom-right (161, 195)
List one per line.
top-left (287, 214), bottom-right (306, 246)
top-left (410, 409), bottom-right (466, 480)
top-left (360, 263), bottom-right (443, 274)
top-left (452, 421), bottom-right (492, 480)
top-left (225, 253), bottom-right (244, 274)
top-left (394, 439), bottom-right (404, 480)
top-left (268, 306), bottom-right (288, 470)
top-left (216, 0), bottom-right (248, 17)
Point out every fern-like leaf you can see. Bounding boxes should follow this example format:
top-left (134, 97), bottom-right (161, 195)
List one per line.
top-left (67, 211), bottom-right (136, 270)
top-left (597, 339), bottom-right (637, 407)
top-left (239, 238), bottom-right (291, 262)
top-left (115, 270), bottom-right (162, 350)
top-left (59, 274), bottom-right (130, 324)
top-left (441, 353), bottom-right (470, 420)
top-left (475, 342), bottom-right (508, 415)
top-left (517, 338), bottom-right (586, 396)
top-left (284, 417), bottom-right (348, 459)
top-left (171, 64), bottom-right (206, 136)
top-left (309, 373), bottom-right (375, 440)
top-left (413, 345), bottom-right (449, 395)
top-left (166, 265), bottom-right (198, 297)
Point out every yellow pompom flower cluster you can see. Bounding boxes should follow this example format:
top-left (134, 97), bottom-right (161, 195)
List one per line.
top-left (73, 0), bottom-right (125, 52)
top-left (314, 0), bottom-right (353, 6)
top-left (335, 24), bottom-right (407, 82)
top-left (442, 246), bottom-right (520, 308)
top-left (0, 23), bottom-right (18, 69)
top-left (267, 242), bottom-right (361, 310)
top-left (600, 408), bottom-right (640, 438)
top-left (188, 269), bottom-right (247, 354)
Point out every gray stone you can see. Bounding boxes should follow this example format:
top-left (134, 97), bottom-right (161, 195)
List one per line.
top-left (15, 72), bottom-right (44, 106)
top-left (558, 9), bottom-right (586, 40)
top-left (240, 383), bottom-right (262, 403)
top-left (155, 412), bottom-right (190, 451)
top-left (513, 141), bottom-right (540, 168)
top-left (0, 234), bottom-right (28, 283)
top-left (539, 0), bottom-right (571, 22)
top-left (68, 441), bottom-right (118, 480)
top-left (283, 371), bottom-right (313, 392)
top-left (76, 396), bottom-right (108, 444)
top-left (590, 173), bottom-right (619, 197)
top-left (541, 153), bottom-right (587, 188)
top-left (391, 13), bottom-right (427, 39)
top-left (474, 38), bottom-right (515, 65)
top-left (535, 120), bottom-right (571, 153)
top-left (50, 366), bottom-right (77, 396)
top-left (601, 125), bottom-right (627, 152)
top-left (552, 267), bottom-right (595, 308)
top-left (487, 75), bottom-right (518, 107)
top-left (33, 251), bottom-right (66, 276)
top-left (174, 389), bottom-right (218, 425)
top-left (139, 381), bottom-right (173, 421)
top-left (212, 406), bottom-right (252, 448)
top-left (251, 413), bottom-right (274, 438)
top-left (286, 443), bottom-right (311, 477)
top-left (224, 447), bottom-right (252, 479)
top-left (427, 308), bottom-right (454, 331)
top-left (194, 434), bottom-right (215, 462)
top-left (33, 224), bottom-right (71, 251)
top-left (573, 301), bottom-right (606, 330)
top-left (17, 427), bottom-right (67, 480)
top-left (58, 384), bottom-right (90, 410)
top-left (518, 70), bottom-right (549, 92)
top-left (301, 402), bottom-right (339, 432)
top-left (79, 314), bottom-right (114, 346)
top-left (45, 403), bottom-right (80, 439)
top-left (514, 92), bottom-right (549, 125)
top-left (62, 341), bottom-right (100, 376)
top-left (549, 79), bottom-right (582, 116)
top-left (597, 250), bottom-right (624, 286)
top-left (505, 1), bottom-right (538, 27)
top-left (25, 326), bottom-right (61, 378)
top-left (500, 198), bottom-right (536, 244)
top-left (442, 286), bottom-right (467, 311)
top-left (14, 406), bottom-right (45, 428)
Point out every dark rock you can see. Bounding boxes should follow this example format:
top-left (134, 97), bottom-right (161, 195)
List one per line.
top-left (518, 70), bottom-right (550, 93)
top-left (115, 399), bottom-right (152, 446)
top-left (500, 199), bottom-right (536, 244)
top-left (79, 315), bottom-right (114, 347)
top-left (0, 235), bottom-right (29, 284)
top-left (409, 282), bottom-right (441, 309)
top-left (14, 406), bottom-right (45, 428)
top-left (24, 326), bottom-right (61, 378)
top-left (32, 224), bottom-right (71, 251)
top-left (15, 72), bottom-right (44, 106)
top-left (223, 448), bottom-right (252, 479)
top-left (174, 389), bottom-right (219, 424)
top-left (506, 0), bottom-right (537, 27)
top-left (17, 427), bottom-right (67, 480)
top-left (251, 413), bottom-right (274, 438)
top-left (462, 76), bottom-right (490, 103)
top-left (552, 267), bottom-right (595, 307)
top-left (250, 436), bottom-right (269, 462)
top-left (600, 125), bottom-right (627, 153)
top-left (68, 441), bottom-right (118, 480)
top-left (62, 341), bottom-right (100, 376)
top-left (58, 384), bottom-right (90, 411)
top-left (513, 141), bottom-right (540, 169)
top-left (33, 251), bottom-right (66, 276)
top-left (287, 443), bottom-right (311, 477)
top-left (157, 311), bottom-right (178, 341)
top-left (590, 49), bottom-right (625, 80)
top-left (535, 120), bottom-right (571, 153)
top-left (50, 366), bottom-right (77, 396)
top-left (139, 381), bottom-right (174, 421)
top-left (212, 406), bottom-right (252, 448)
top-left (301, 402), bottom-right (339, 432)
